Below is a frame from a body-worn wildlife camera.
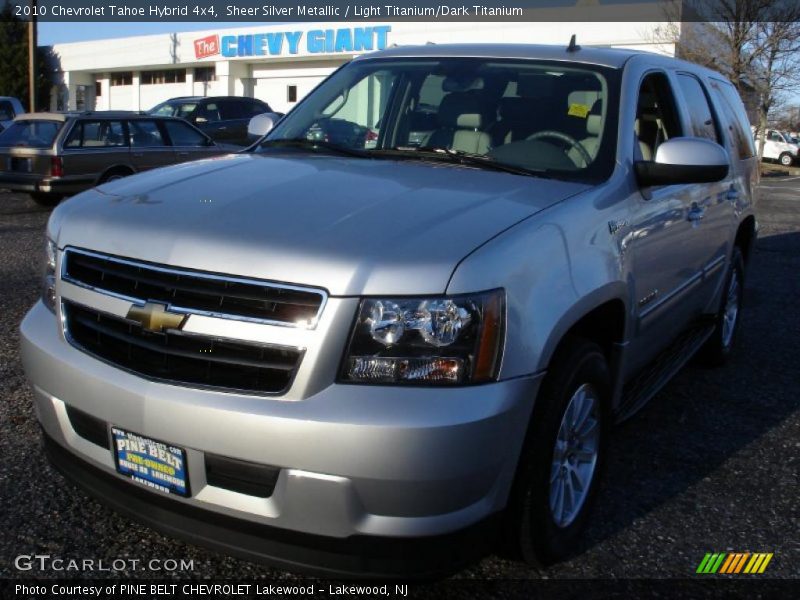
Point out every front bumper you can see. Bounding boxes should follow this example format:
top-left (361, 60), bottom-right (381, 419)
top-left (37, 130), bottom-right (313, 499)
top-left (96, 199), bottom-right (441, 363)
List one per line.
top-left (21, 301), bottom-right (542, 575)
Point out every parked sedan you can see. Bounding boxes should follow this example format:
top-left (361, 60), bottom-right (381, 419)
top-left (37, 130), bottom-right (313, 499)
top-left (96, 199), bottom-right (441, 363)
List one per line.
top-left (0, 111), bottom-right (226, 206)
top-left (148, 96), bottom-right (272, 146)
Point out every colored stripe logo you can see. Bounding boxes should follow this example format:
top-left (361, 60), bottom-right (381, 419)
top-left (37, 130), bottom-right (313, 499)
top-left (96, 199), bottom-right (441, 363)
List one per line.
top-left (696, 552), bottom-right (773, 574)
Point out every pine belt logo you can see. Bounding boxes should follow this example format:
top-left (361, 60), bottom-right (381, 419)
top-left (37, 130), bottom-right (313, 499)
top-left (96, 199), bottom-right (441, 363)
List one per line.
top-left (696, 552), bottom-right (774, 574)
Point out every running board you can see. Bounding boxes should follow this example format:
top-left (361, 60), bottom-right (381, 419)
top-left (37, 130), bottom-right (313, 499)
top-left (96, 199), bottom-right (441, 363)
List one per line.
top-left (615, 323), bottom-right (715, 422)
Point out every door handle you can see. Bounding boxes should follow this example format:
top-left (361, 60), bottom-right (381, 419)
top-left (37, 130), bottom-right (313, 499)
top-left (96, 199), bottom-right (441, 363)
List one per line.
top-left (133, 152), bottom-right (143, 157)
top-left (687, 204), bottom-right (705, 222)
top-left (727, 186), bottom-right (739, 201)
top-left (178, 151), bottom-right (189, 157)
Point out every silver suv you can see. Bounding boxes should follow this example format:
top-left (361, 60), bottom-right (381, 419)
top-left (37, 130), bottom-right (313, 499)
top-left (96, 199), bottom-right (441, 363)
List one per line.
top-left (21, 44), bottom-right (757, 577)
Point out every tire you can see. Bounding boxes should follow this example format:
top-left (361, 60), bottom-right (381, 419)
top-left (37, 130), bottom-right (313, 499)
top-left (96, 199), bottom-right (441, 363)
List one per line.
top-left (779, 152), bottom-right (793, 167)
top-left (99, 168), bottom-right (132, 184)
top-left (28, 192), bottom-right (62, 207)
top-left (698, 247), bottom-right (745, 366)
top-left (504, 337), bottom-right (611, 566)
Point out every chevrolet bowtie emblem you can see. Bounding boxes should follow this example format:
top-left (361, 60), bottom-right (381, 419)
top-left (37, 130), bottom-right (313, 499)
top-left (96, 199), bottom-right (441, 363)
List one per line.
top-left (126, 302), bottom-right (186, 333)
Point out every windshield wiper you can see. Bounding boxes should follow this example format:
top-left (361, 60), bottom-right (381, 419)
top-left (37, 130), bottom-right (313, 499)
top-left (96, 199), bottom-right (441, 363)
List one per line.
top-left (259, 138), bottom-right (369, 158)
top-left (372, 146), bottom-right (547, 177)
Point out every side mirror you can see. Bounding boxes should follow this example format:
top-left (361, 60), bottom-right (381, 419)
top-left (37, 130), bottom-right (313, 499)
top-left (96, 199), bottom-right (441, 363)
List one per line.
top-left (635, 137), bottom-right (729, 187)
top-left (247, 112), bottom-right (282, 141)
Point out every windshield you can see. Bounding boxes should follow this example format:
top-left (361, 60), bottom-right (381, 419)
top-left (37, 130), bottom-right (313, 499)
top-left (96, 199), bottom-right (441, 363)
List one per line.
top-left (149, 101), bottom-right (198, 119)
top-left (0, 120), bottom-right (62, 148)
top-left (261, 58), bottom-right (620, 180)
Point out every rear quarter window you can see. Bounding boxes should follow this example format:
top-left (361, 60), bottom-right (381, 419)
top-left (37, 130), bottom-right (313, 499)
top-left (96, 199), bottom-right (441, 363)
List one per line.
top-left (0, 120), bottom-right (62, 148)
top-left (163, 120), bottom-right (209, 146)
top-left (709, 79), bottom-right (755, 159)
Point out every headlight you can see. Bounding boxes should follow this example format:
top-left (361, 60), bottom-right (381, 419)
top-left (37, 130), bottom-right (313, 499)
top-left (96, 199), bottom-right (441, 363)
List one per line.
top-left (340, 289), bottom-right (504, 385)
top-left (42, 237), bottom-right (57, 312)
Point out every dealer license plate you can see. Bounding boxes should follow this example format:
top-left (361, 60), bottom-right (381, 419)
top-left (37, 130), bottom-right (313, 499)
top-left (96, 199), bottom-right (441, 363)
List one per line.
top-left (111, 427), bottom-right (189, 497)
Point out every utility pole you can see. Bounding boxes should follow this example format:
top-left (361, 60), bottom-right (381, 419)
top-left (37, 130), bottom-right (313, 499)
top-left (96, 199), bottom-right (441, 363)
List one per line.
top-left (27, 0), bottom-right (37, 112)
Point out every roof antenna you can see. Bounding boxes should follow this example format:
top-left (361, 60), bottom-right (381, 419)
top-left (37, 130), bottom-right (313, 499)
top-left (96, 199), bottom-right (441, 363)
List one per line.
top-left (567, 34), bottom-right (581, 52)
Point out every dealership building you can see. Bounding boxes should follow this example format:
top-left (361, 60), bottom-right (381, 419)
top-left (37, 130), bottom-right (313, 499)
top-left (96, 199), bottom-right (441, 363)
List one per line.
top-left (48, 18), bottom-right (677, 114)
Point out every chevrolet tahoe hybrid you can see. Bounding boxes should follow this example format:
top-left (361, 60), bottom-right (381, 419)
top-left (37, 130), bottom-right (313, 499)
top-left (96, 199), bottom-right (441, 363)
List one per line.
top-left (21, 44), bottom-right (757, 577)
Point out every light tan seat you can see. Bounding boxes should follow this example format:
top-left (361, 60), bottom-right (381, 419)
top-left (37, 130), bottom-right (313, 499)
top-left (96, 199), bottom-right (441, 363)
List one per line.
top-left (451, 113), bottom-right (491, 155)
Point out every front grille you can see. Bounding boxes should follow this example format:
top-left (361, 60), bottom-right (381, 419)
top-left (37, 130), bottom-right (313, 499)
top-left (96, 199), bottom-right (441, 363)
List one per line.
top-left (62, 248), bottom-right (325, 326)
top-left (63, 301), bottom-right (302, 394)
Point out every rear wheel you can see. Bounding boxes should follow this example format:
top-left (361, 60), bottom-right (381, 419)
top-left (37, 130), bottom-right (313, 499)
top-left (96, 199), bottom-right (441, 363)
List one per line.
top-left (505, 337), bottom-right (611, 566)
top-left (99, 168), bottom-right (133, 184)
top-left (698, 247), bottom-right (745, 366)
top-left (779, 152), bottom-right (794, 167)
top-left (28, 192), bottom-right (62, 207)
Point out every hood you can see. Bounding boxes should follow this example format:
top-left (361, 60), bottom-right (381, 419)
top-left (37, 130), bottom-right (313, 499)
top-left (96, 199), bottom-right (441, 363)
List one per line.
top-left (50, 153), bottom-right (589, 296)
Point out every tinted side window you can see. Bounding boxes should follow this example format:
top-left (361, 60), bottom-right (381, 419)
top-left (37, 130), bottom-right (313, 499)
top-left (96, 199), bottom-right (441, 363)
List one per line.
top-left (196, 102), bottom-right (221, 122)
top-left (128, 120), bottom-right (166, 147)
top-left (709, 79), bottom-right (755, 159)
top-left (0, 100), bottom-right (14, 119)
top-left (163, 120), bottom-right (208, 146)
top-left (676, 74), bottom-right (721, 143)
top-left (244, 100), bottom-right (268, 117)
top-left (218, 100), bottom-right (250, 120)
top-left (65, 120), bottom-right (126, 148)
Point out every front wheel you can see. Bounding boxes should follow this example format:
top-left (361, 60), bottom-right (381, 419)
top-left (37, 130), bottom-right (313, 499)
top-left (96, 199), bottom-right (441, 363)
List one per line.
top-left (779, 152), bottom-right (794, 167)
top-left (505, 337), bottom-right (611, 566)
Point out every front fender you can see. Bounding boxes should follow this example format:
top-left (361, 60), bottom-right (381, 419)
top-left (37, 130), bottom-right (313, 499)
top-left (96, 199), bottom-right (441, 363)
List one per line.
top-left (447, 194), bottom-right (630, 378)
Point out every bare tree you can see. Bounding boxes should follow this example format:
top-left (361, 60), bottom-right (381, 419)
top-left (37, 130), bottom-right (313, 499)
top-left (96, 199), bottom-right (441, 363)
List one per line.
top-left (751, 14), bottom-right (800, 157)
top-left (650, 0), bottom-right (800, 157)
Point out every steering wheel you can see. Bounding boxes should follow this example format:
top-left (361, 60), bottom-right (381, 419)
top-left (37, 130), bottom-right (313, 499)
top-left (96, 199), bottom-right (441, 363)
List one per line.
top-left (527, 130), bottom-right (592, 167)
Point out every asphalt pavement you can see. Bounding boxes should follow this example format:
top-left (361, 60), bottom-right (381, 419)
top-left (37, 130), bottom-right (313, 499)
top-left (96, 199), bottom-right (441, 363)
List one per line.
top-left (0, 178), bottom-right (798, 588)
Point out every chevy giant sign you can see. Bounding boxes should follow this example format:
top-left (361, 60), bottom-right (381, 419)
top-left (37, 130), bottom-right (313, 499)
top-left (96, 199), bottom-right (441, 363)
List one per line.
top-left (193, 26), bottom-right (392, 60)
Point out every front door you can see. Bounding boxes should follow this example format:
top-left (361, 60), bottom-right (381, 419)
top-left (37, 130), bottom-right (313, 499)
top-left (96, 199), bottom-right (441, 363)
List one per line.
top-left (626, 71), bottom-right (706, 374)
top-left (127, 119), bottom-right (174, 171)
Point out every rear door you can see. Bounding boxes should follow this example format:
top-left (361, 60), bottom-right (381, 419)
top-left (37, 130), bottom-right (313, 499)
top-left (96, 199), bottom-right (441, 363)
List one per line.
top-left (61, 118), bottom-right (129, 183)
top-left (161, 119), bottom-right (219, 163)
top-left (217, 99), bottom-right (267, 145)
top-left (672, 72), bottom-right (735, 311)
top-left (126, 119), bottom-right (174, 171)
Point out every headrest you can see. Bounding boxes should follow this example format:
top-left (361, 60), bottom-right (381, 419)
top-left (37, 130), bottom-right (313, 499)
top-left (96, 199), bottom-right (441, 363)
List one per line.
top-left (586, 100), bottom-right (603, 136)
top-left (586, 115), bottom-right (602, 136)
top-left (456, 113), bottom-right (482, 129)
top-left (443, 75), bottom-right (483, 93)
top-left (437, 92), bottom-right (490, 128)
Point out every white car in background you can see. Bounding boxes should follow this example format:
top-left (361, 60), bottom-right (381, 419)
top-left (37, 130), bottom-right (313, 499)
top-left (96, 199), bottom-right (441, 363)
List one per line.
top-left (754, 127), bottom-right (798, 166)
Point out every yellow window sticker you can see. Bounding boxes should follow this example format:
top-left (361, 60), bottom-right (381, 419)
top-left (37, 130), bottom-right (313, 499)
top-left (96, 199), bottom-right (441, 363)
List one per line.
top-left (568, 103), bottom-right (590, 118)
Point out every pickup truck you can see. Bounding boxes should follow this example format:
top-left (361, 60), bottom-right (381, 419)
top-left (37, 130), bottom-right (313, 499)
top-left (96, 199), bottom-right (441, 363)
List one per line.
top-left (21, 43), bottom-right (758, 577)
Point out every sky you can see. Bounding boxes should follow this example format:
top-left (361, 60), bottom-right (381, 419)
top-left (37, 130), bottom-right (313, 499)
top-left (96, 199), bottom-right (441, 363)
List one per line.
top-left (38, 22), bottom-right (257, 45)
